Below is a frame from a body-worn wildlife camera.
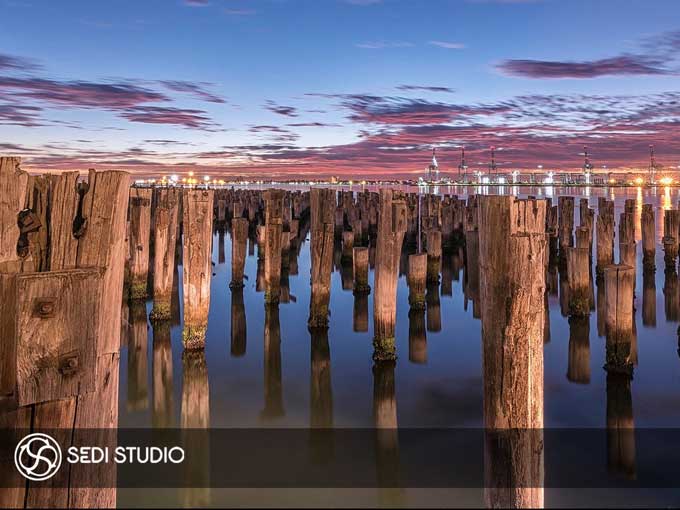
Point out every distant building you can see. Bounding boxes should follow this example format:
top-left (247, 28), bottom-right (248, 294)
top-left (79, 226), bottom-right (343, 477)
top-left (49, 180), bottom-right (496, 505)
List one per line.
top-left (427, 148), bottom-right (439, 181)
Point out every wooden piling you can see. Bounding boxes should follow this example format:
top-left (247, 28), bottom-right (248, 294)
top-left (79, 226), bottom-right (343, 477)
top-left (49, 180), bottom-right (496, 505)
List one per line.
top-left (478, 196), bottom-right (546, 509)
top-left (263, 189), bottom-right (284, 305)
top-left (182, 189), bottom-right (214, 349)
top-left (558, 196), bottom-right (574, 256)
top-left (566, 246), bottom-right (591, 317)
top-left (150, 188), bottom-right (180, 321)
top-left (407, 253), bottom-right (427, 310)
top-left (596, 199), bottom-right (615, 276)
top-left (309, 189), bottom-right (335, 329)
top-left (230, 218), bottom-right (249, 289)
top-left (641, 204), bottom-right (655, 271)
top-left (425, 229), bottom-right (442, 284)
top-left (603, 265), bottom-right (635, 372)
top-left (128, 188), bottom-right (152, 299)
top-left (373, 190), bottom-right (407, 361)
top-left (353, 246), bottom-right (370, 295)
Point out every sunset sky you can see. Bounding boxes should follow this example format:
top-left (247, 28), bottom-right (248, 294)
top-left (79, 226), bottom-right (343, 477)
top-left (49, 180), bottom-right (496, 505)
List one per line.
top-left (1, 0), bottom-right (680, 178)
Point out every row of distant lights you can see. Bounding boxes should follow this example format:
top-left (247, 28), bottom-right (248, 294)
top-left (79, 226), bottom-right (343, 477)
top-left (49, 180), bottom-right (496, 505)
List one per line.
top-left (135, 172), bottom-right (675, 187)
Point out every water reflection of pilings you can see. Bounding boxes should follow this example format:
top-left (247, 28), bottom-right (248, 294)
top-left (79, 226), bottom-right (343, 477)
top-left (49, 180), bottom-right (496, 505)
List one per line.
top-left (181, 348), bottom-right (211, 507)
top-left (127, 301), bottom-right (149, 412)
top-left (642, 269), bottom-right (657, 327)
top-left (152, 321), bottom-right (174, 428)
top-left (663, 269), bottom-right (680, 322)
top-left (425, 281), bottom-right (441, 333)
top-left (231, 288), bottom-right (247, 356)
top-left (567, 317), bottom-right (590, 384)
top-left (310, 328), bottom-right (334, 464)
top-left (463, 230), bottom-right (481, 319)
top-left (262, 304), bottom-right (285, 420)
top-left (372, 359), bottom-right (402, 505)
top-left (408, 307), bottom-right (427, 364)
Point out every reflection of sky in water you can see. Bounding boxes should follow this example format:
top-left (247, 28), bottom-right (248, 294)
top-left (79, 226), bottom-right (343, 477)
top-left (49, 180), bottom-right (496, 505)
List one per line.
top-left (117, 186), bottom-right (680, 506)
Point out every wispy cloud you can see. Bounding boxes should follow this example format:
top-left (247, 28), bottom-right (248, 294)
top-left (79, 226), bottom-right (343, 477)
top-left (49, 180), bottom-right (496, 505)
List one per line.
top-left (159, 80), bottom-right (225, 103)
top-left (497, 55), bottom-right (671, 78)
top-left (355, 41), bottom-right (413, 49)
top-left (397, 85), bottom-right (456, 93)
top-left (497, 30), bottom-right (680, 79)
top-left (223, 8), bottom-right (257, 15)
top-left (184, 0), bottom-right (209, 6)
top-left (428, 40), bottom-right (466, 49)
top-left (0, 52), bottom-right (40, 72)
top-left (264, 100), bottom-right (298, 117)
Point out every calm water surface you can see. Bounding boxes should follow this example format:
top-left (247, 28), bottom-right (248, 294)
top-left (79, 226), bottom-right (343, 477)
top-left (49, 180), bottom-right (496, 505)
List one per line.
top-left (118, 185), bottom-right (680, 508)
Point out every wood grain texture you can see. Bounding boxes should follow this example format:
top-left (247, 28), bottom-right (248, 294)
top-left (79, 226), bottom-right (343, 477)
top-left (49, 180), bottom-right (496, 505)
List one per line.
top-left (182, 189), bottom-right (214, 349)
top-left (0, 157), bottom-right (29, 271)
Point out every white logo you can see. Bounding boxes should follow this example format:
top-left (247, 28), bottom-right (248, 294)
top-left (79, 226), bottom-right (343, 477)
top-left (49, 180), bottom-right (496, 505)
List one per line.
top-left (14, 433), bottom-right (62, 481)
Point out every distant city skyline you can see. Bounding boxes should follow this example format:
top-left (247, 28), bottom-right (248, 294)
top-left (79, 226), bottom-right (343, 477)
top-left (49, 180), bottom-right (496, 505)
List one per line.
top-left (1, 0), bottom-right (680, 178)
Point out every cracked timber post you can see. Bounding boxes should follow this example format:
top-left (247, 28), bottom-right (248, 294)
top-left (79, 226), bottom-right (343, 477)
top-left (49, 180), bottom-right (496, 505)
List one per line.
top-left (150, 188), bottom-right (180, 321)
top-left (373, 190), bottom-right (407, 362)
top-left (263, 189), bottom-right (283, 306)
top-left (478, 195), bottom-right (546, 509)
top-left (128, 188), bottom-right (152, 300)
top-left (182, 188), bottom-right (214, 350)
top-left (309, 188), bottom-right (335, 329)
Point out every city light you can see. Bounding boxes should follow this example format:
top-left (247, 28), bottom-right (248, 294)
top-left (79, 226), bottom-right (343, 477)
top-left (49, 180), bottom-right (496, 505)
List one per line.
top-left (659, 176), bottom-right (674, 186)
top-left (634, 177), bottom-right (644, 185)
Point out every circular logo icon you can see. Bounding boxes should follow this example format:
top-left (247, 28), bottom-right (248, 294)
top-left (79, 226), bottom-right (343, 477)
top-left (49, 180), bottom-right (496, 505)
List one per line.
top-left (14, 433), bottom-right (62, 481)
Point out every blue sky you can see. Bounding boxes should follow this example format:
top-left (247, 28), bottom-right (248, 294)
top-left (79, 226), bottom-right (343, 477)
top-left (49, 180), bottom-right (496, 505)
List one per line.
top-left (1, 0), bottom-right (680, 177)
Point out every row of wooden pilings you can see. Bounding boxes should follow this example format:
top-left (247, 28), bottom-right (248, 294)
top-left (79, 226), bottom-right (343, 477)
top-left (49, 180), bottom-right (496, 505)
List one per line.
top-left (1, 148), bottom-right (674, 508)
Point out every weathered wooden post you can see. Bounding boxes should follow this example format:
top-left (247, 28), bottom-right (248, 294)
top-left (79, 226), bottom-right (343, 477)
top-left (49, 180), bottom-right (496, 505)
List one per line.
top-left (618, 212), bottom-right (637, 286)
top-left (353, 246), bottom-right (370, 295)
top-left (478, 196), bottom-right (546, 509)
top-left (0, 160), bottom-right (128, 509)
top-left (152, 320), bottom-right (174, 428)
top-left (231, 288), bottom-right (247, 356)
top-left (262, 304), bottom-right (284, 420)
top-left (128, 187), bottom-right (152, 299)
top-left (425, 229), bottom-right (442, 284)
top-left (150, 188), bottom-right (180, 321)
top-left (663, 209), bottom-right (679, 271)
top-left (263, 189), bottom-right (283, 305)
top-left (341, 230), bottom-right (354, 266)
top-left (596, 199), bottom-right (615, 276)
top-left (641, 204), bottom-right (655, 271)
top-left (373, 190), bottom-right (407, 361)
top-left (407, 253), bottom-right (427, 310)
top-left (182, 189), bottom-right (214, 349)
top-left (566, 245), bottom-right (591, 317)
top-left (230, 217), bottom-right (249, 289)
top-left (603, 264), bottom-right (636, 479)
top-left (567, 317), bottom-right (590, 384)
top-left (309, 189), bottom-right (335, 329)
top-left (558, 196), bottom-right (575, 258)
top-left (256, 224), bottom-right (266, 260)
top-left (579, 198), bottom-right (594, 255)
top-left (464, 196), bottom-right (481, 318)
